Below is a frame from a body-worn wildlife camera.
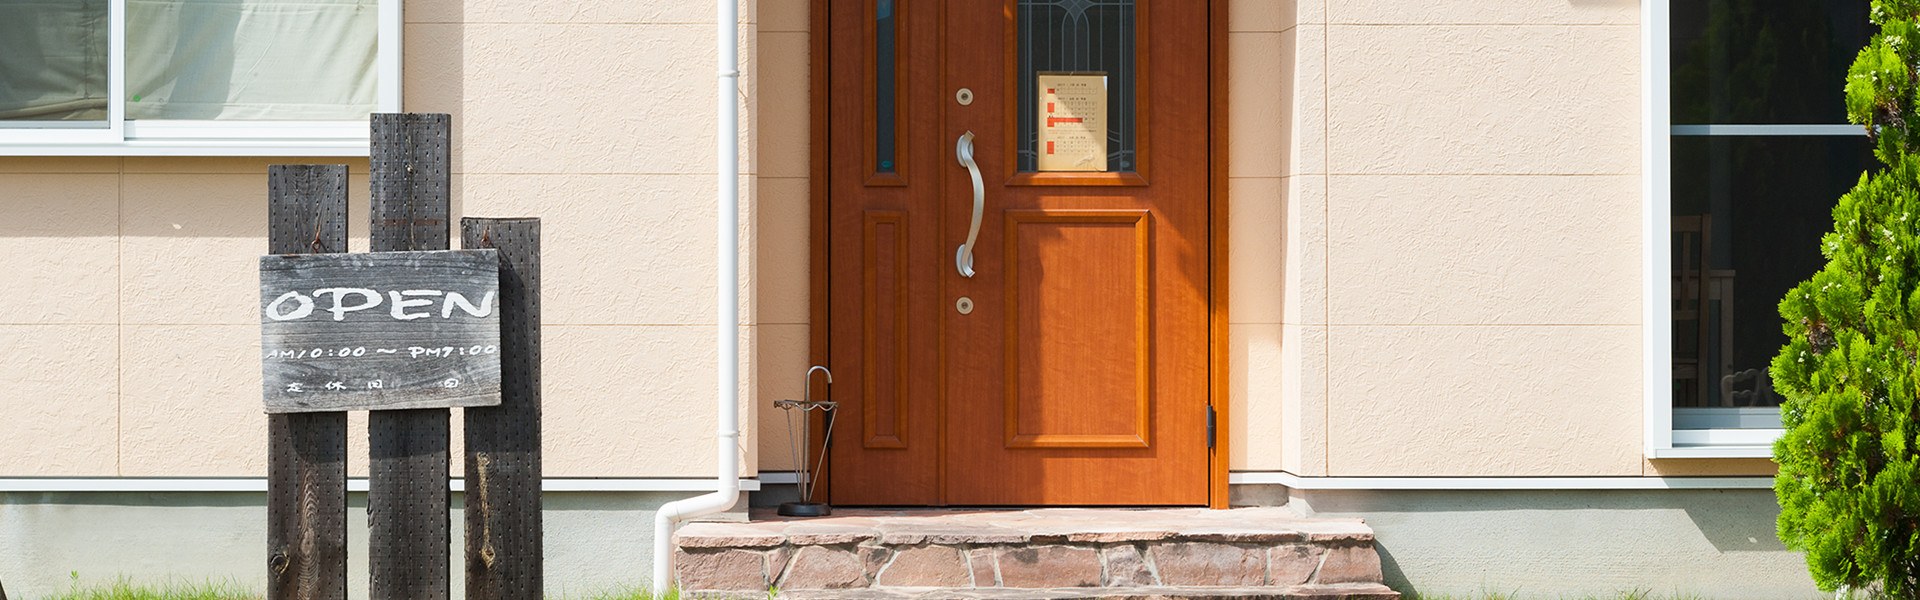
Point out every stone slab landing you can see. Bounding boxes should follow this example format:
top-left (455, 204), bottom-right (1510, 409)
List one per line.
top-left (673, 507), bottom-right (1399, 599)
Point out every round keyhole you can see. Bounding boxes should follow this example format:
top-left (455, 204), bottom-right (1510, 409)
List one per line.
top-left (956, 297), bottom-right (974, 315)
top-left (955, 88), bottom-right (974, 106)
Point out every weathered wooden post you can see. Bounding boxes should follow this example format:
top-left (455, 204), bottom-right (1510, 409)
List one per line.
top-left (461, 218), bottom-right (542, 600)
top-left (265, 165), bottom-right (350, 600)
top-left (367, 113), bottom-right (454, 600)
top-left (261, 114), bottom-right (540, 600)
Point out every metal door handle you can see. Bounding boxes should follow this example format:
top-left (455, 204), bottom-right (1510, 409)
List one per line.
top-left (955, 131), bottom-right (983, 278)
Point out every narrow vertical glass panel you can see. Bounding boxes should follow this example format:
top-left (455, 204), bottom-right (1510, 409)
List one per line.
top-left (0, 0), bottom-right (110, 126)
top-left (127, 0), bottom-right (377, 120)
top-left (1669, 134), bottom-right (1872, 408)
top-left (1017, 0), bottom-right (1136, 173)
top-left (875, 0), bottom-right (897, 173)
top-left (1669, 1), bottom-right (1868, 125)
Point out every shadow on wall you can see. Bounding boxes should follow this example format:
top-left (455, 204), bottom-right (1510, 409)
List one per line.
top-left (1680, 489), bottom-right (1788, 552)
top-left (1374, 543), bottom-right (1412, 597)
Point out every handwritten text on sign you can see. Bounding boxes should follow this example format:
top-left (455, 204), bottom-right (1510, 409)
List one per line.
top-left (260, 250), bottom-right (503, 413)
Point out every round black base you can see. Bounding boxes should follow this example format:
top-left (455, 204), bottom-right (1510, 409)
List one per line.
top-left (777, 502), bottom-right (832, 517)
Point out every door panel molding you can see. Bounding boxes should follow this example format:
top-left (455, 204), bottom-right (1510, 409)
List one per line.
top-left (862, 210), bottom-right (911, 449)
top-left (1002, 209), bottom-right (1152, 449)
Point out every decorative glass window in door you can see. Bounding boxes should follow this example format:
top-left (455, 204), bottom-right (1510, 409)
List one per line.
top-left (1016, 0), bottom-right (1136, 173)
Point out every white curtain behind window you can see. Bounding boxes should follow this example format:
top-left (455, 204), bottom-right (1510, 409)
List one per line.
top-left (128, 0), bottom-right (376, 120)
top-left (0, 0), bottom-right (110, 121)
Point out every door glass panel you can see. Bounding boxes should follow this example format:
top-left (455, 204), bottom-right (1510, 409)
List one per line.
top-left (1016, 0), bottom-right (1135, 173)
top-left (876, 0), bottom-right (897, 172)
top-left (0, 0), bottom-right (110, 126)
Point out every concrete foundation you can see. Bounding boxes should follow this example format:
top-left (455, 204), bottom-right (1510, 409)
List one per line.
top-left (1, 485), bottom-right (1829, 599)
top-left (0, 490), bottom-right (747, 600)
top-left (1237, 486), bottom-right (1823, 599)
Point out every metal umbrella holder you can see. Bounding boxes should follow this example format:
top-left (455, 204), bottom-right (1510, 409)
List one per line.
top-left (776, 366), bottom-right (836, 517)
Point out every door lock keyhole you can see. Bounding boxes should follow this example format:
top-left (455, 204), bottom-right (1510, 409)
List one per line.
top-left (955, 88), bottom-right (974, 106)
top-left (955, 297), bottom-right (974, 315)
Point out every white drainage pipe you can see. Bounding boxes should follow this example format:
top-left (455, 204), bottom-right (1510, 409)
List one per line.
top-left (652, 0), bottom-right (743, 593)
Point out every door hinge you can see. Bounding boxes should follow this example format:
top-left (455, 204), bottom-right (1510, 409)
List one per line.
top-left (1206, 405), bottom-right (1217, 449)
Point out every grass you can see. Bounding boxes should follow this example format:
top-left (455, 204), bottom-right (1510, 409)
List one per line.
top-left (39, 576), bottom-right (260, 600)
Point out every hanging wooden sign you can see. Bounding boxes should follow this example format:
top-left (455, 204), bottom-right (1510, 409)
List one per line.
top-left (260, 249), bottom-right (503, 413)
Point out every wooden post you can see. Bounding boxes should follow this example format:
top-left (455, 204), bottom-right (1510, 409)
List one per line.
top-left (461, 218), bottom-right (542, 600)
top-left (266, 165), bottom-right (351, 600)
top-left (367, 113), bottom-right (453, 600)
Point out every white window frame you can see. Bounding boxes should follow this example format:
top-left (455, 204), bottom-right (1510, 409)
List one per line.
top-left (1642, 0), bottom-right (1864, 459)
top-left (0, 0), bottom-right (401, 157)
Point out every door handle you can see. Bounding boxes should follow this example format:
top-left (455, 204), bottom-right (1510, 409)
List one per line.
top-left (955, 130), bottom-right (983, 278)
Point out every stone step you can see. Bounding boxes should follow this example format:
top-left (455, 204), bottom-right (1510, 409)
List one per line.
top-left (674, 508), bottom-right (1396, 598)
top-left (769, 583), bottom-right (1400, 599)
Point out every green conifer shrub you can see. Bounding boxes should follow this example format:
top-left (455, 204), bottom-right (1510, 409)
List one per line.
top-left (1772, 2), bottom-right (1920, 596)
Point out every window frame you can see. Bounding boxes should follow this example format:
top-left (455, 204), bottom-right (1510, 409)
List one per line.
top-left (1642, 0), bottom-right (1866, 459)
top-left (0, 0), bottom-right (401, 157)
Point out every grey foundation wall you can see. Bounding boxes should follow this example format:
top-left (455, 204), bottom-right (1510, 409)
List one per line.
top-left (1235, 485), bottom-right (1822, 599)
top-left (0, 490), bottom-right (747, 600)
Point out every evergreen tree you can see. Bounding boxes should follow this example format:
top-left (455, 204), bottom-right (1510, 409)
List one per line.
top-left (1773, 2), bottom-right (1920, 596)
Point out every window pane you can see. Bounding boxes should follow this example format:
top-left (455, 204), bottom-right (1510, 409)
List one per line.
top-left (127, 0), bottom-right (377, 120)
top-left (0, 0), bottom-right (110, 124)
top-left (1670, 0), bottom-right (1869, 125)
top-left (1016, 0), bottom-right (1135, 173)
top-left (876, 0), bottom-right (896, 173)
top-left (1671, 135), bottom-right (1873, 408)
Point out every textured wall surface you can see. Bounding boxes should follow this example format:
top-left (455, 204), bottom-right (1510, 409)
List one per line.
top-left (0, 158), bottom-right (370, 478)
top-left (0, 1), bottom-right (808, 478)
top-left (0, 0), bottom-right (1764, 481)
top-left (1225, 0), bottom-right (1716, 477)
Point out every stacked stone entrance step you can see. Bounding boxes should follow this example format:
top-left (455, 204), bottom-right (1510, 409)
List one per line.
top-left (674, 508), bottom-right (1398, 599)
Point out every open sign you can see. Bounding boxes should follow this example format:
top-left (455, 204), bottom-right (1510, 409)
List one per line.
top-left (259, 249), bottom-right (502, 413)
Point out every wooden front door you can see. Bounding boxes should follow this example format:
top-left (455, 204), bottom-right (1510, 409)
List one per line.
top-left (823, 0), bottom-right (1213, 506)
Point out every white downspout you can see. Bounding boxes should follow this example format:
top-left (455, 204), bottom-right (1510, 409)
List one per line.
top-left (653, 0), bottom-right (743, 593)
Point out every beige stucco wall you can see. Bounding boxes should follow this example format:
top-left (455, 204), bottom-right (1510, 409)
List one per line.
top-left (0, 0), bottom-right (816, 479)
top-left (1227, 0), bottom-right (1677, 477)
top-left (1, 0), bottom-right (1773, 482)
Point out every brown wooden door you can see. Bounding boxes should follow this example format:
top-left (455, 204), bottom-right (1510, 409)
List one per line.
top-left (825, 0), bottom-right (1211, 506)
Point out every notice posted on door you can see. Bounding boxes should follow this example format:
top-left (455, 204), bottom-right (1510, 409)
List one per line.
top-left (1037, 72), bottom-right (1107, 172)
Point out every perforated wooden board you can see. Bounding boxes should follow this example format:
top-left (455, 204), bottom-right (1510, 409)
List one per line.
top-left (265, 163), bottom-right (349, 600)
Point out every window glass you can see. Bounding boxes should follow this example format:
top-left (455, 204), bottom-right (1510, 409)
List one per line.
top-left (1669, 0), bottom-right (1879, 417)
top-left (876, 0), bottom-right (896, 173)
top-left (127, 0), bottom-right (377, 120)
top-left (1670, 134), bottom-right (1873, 408)
top-left (1016, 0), bottom-right (1135, 173)
top-left (0, 0), bottom-right (110, 124)
top-left (1670, 0), bottom-right (1869, 125)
